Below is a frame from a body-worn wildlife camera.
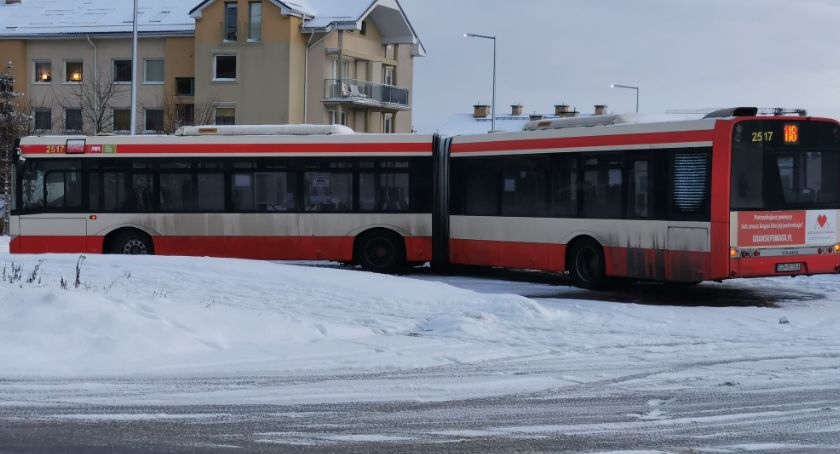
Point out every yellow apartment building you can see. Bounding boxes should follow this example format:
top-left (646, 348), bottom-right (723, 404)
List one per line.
top-left (0, 0), bottom-right (424, 134)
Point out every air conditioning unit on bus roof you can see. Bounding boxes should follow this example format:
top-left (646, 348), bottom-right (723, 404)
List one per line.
top-left (174, 125), bottom-right (356, 136)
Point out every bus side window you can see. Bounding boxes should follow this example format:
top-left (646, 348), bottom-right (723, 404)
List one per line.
top-left (197, 173), bottom-right (225, 211)
top-left (580, 153), bottom-right (624, 219)
top-left (22, 161), bottom-right (45, 210)
top-left (45, 171), bottom-right (82, 209)
top-left (549, 155), bottom-right (578, 218)
top-left (104, 172), bottom-right (129, 211)
top-left (160, 173), bottom-right (195, 212)
top-left (304, 171), bottom-right (352, 212)
top-left (255, 172), bottom-right (296, 212)
top-left (501, 155), bottom-right (548, 217)
top-left (627, 157), bottom-right (651, 219)
top-left (232, 173), bottom-right (255, 210)
top-left (89, 172), bottom-right (101, 211)
top-left (464, 159), bottom-right (500, 216)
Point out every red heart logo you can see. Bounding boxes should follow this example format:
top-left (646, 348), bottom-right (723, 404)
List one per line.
top-left (817, 214), bottom-right (828, 228)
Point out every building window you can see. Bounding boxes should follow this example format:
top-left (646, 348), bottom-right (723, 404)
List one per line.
top-left (34, 109), bottom-right (51, 131)
top-left (113, 109), bottom-right (131, 132)
top-left (360, 20), bottom-right (367, 35)
top-left (248, 2), bottom-right (262, 41)
top-left (65, 108), bottom-right (82, 131)
top-left (176, 104), bottom-right (195, 126)
top-left (65, 61), bottom-right (83, 83)
top-left (214, 55), bottom-right (237, 81)
top-left (328, 110), bottom-right (347, 126)
top-left (215, 107), bottom-right (235, 125)
top-left (34, 61), bottom-right (51, 83)
top-left (145, 109), bottom-right (164, 132)
top-left (144, 59), bottom-right (164, 83)
top-left (113, 60), bottom-right (132, 83)
top-left (224, 2), bottom-right (238, 41)
top-left (383, 113), bottom-right (394, 133)
top-left (176, 77), bottom-right (195, 96)
top-left (383, 66), bottom-right (395, 86)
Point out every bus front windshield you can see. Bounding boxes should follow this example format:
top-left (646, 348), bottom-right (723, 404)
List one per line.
top-left (731, 121), bottom-right (840, 211)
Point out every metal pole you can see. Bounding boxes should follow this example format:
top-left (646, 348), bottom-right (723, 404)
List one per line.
top-left (130, 0), bottom-right (139, 135)
top-left (465, 33), bottom-right (497, 133)
top-left (491, 37), bottom-right (496, 132)
top-left (635, 87), bottom-right (639, 113)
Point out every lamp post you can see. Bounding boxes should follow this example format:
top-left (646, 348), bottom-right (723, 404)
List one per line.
top-left (610, 84), bottom-right (639, 113)
top-left (465, 33), bottom-right (496, 132)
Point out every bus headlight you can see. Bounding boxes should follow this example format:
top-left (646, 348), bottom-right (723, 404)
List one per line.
top-left (834, 243), bottom-right (840, 253)
top-left (730, 248), bottom-right (739, 258)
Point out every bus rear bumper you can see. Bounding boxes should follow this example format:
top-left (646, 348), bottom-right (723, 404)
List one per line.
top-left (729, 254), bottom-right (840, 279)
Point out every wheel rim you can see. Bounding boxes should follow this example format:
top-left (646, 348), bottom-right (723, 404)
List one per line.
top-left (365, 237), bottom-right (394, 268)
top-left (122, 239), bottom-right (149, 255)
top-left (576, 247), bottom-right (599, 282)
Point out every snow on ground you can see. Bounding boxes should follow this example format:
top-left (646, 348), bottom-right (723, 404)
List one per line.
top-left (2, 235), bottom-right (840, 406)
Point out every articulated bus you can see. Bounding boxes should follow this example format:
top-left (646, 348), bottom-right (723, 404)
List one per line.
top-left (9, 109), bottom-right (840, 287)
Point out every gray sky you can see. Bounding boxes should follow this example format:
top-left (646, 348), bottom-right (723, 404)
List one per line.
top-left (399, 0), bottom-right (840, 133)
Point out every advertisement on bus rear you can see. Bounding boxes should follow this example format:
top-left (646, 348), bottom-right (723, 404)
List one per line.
top-left (738, 211), bottom-right (837, 247)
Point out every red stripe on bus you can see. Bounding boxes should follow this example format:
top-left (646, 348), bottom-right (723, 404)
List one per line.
top-left (450, 130), bottom-right (715, 154)
top-left (21, 142), bottom-right (432, 156)
top-left (10, 235), bottom-right (433, 263)
top-left (450, 238), bottom-right (711, 282)
top-left (9, 236), bottom-right (100, 254)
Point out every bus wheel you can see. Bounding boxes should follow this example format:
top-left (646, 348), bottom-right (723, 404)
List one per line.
top-left (568, 239), bottom-right (606, 289)
top-left (355, 230), bottom-right (406, 274)
top-left (112, 231), bottom-right (154, 255)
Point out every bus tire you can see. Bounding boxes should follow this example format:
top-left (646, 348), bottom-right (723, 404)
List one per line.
top-left (355, 230), bottom-right (406, 274)
top-left (567, 238), bottom-right (606, 290)
top-left (109, 230), bottom-right (154, 256)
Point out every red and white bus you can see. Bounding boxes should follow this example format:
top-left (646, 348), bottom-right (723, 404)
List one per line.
top-left (444, 108), bottom-right (840, 287)
top-left (9, 109), bottom-right (840, 287)
top-left (9, 125), bottom-right (435, 273)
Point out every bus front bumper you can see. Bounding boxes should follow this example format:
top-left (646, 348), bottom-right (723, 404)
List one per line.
top-left (729, 252), bottom-right (840, 278)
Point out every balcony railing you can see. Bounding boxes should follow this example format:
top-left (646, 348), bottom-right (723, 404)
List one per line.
top-left (324, 79), bottom-right (410, 110)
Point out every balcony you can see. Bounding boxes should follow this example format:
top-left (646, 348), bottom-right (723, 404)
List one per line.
top-left (324, 79), bottom-right (410, 111)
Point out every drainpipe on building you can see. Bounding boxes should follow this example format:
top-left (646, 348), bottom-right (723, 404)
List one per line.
top-left (337, 29), bottom-right (344, 121)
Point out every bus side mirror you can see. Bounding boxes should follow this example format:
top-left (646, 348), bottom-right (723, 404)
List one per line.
top-left (12, 138), bottom-right (22, 163)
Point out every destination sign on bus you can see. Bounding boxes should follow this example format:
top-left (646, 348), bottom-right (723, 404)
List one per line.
top-left (783, 124), bottom-right (799, 144)
top-left (735, 120), bottom-right (813, 147)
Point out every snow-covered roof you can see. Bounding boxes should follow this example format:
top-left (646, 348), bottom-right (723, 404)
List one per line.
top-left (0, 0), bottom-right (424, 56)
top-left (0, 0), bottom-right (195, 37)
top-left (190, 0), bottom-right (425, 55)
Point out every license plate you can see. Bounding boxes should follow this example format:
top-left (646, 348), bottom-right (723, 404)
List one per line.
top-left (776, 263), bottom-right (802, 273)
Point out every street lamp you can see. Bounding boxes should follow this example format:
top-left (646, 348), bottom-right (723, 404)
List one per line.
top-left (465, 32), bottom-right (497, 132)
top-left (611, 84), bottom-right (639, 113)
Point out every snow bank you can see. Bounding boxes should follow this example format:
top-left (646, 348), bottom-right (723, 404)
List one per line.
top-left (3, 234), bottom-right (840, 407)
top-left (0, 243), bottom-right (567, 376)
